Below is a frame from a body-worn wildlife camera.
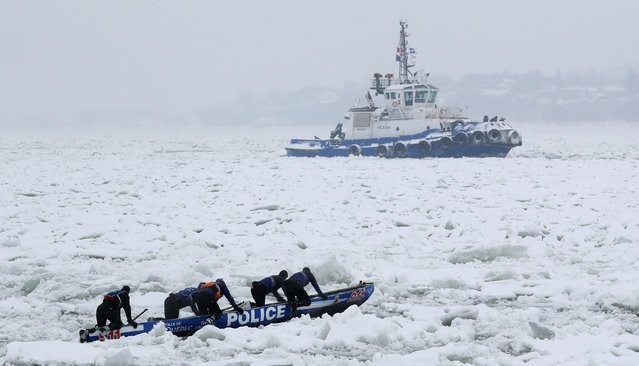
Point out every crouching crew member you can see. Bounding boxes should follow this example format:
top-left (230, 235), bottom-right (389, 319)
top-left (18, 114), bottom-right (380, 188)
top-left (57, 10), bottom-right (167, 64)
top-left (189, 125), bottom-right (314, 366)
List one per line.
top-left (251, 270), bottom-right (288, 307)
top-left (96, 285), bottom-right (138, 330)
top-left (164, 286), bottom-right (199, 319)
top-left (283, 267), bottom-right (327, 311)
top-left (191, 278), bottom-right (244, 320)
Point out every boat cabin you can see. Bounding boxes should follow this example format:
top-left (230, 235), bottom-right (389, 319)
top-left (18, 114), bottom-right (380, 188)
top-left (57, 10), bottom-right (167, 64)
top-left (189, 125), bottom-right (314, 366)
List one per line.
top-left (383, 83), bottom-right (438, 109)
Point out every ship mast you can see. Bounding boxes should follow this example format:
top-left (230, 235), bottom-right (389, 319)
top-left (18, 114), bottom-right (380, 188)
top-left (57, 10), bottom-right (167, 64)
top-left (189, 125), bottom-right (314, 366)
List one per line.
top-left (398, 20), bottom-right (410, 84)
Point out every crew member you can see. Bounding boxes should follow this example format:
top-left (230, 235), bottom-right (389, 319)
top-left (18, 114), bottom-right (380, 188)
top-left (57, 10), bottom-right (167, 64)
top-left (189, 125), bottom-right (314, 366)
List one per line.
top-left (191, 279), bottom-right (244, 320)
top-left (96, 285), bottom-right (137, 330)
top-left (164, 286), bottom-right (199, 319)
top-left (251, 270), bottom-right (288, 307)
top-left (283, 267), bottom-right (327, 312)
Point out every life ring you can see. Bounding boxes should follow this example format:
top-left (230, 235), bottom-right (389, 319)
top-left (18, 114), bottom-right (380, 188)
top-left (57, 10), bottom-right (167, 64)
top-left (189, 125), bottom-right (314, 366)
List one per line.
top-left (392, 101), bottom-right (398, 108)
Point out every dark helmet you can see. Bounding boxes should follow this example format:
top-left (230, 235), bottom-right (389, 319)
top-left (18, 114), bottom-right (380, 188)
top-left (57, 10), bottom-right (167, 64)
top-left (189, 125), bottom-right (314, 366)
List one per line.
top-left (122, 285), bottom-right (131, 292)
top-left (279, 270), bottom-right (288, 279)
top-left (302, 267), bottom-right (310, 273)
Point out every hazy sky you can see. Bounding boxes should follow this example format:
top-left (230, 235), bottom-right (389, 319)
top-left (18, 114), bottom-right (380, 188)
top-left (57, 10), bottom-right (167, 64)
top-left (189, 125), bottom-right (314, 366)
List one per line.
top-left (1, 0), bottom-right (637, 123)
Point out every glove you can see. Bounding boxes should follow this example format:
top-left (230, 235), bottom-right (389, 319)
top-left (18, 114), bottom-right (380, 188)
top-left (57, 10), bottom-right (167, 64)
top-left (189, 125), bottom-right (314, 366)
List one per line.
top-left (235, 307), bottom-right (244, 315)
top-left (129, 321), bottom-right (138, 329)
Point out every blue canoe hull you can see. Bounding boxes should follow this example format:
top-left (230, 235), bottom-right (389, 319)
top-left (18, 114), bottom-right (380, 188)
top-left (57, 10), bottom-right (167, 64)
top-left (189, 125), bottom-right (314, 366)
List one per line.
top-left (80, 282), bottom-right (374, 343)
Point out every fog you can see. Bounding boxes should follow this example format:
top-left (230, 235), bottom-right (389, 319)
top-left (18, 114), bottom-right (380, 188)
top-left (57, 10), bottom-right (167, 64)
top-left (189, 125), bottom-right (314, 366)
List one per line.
top-left (1, 0), bottom-right (638, 127)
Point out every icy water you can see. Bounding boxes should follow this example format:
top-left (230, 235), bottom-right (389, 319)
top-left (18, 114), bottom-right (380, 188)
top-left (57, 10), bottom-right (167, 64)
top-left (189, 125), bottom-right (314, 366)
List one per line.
top-left (2, 122), bottom-right (639, 365)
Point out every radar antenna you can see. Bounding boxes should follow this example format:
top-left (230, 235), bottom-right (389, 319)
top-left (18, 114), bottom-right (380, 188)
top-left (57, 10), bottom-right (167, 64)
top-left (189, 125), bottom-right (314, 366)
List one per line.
top-left (398, 20), bottom-right (410, 84)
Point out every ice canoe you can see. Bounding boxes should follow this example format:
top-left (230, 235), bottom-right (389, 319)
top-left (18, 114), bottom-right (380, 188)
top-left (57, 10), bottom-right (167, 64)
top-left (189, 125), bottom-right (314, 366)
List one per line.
top-left (80, 281), bottom-right (374, 343)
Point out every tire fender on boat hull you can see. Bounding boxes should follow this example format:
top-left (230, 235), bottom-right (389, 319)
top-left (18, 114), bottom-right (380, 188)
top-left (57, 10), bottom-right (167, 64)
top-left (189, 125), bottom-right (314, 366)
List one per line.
top-left (507, 130), bottom-right (522, 145)
top-left (439, 137), bottom-right (453, 150)
top-left (471, 131), bottom-right (485, 144)
top-left (487, 129), bottom-right (502, 143)
top-left (418, 140), bottom-right (431, 155)
top-left (376, 144), bottom-right (389, 157)
top-left (393, 142), bottom-right (407, 157)
top-left (453, 132), bottom-right (469, 145)
top-left (348, 145), bottom-right (361, 156)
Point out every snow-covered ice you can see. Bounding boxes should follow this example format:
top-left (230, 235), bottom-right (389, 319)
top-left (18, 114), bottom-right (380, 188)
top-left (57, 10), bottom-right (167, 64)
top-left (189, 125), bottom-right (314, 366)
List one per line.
top-left (1, 121), bottom-right (639, 365)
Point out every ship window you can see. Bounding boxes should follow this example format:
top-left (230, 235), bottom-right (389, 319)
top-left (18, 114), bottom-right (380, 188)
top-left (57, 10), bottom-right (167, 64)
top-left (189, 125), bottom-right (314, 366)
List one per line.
top-left (404, 91), bottom-right (413, 106)
top-left (427, 90), bottom-right (437, 103)
top-left (385, 93), bottom-right (390, 100)
top-left (415, 90), bottom-right (427, 103)
top-left (390, 92), bottom-right (396, 99)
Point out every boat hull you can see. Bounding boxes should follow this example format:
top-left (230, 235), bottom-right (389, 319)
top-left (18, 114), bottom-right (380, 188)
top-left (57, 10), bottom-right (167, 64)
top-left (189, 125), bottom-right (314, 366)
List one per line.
top-left (286, 123), bottom-right (521, 158)
top-left (286, 141), bottom-right (514, 158)
top-left (79, 282), bottom-right (374, 343)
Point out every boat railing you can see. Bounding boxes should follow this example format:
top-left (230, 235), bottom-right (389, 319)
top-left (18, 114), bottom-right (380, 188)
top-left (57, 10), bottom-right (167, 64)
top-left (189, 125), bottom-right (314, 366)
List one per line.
top-left (370, 76), bottom-right (430, 89)
top-left (435, 107), bottom-right (466, 119)
top-left (382, 105), bottom-right (467, 120)
top-left (386, 108), bottom-right (411, 120)
top-left (370, 79), bottom-right (395, 88)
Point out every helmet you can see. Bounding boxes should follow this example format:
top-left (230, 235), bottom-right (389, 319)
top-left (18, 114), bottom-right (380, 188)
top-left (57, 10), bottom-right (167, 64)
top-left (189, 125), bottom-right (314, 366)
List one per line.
top-left (302, 267), bottom-right (310, 273)
top-left (279, 270), bottom-right (288, 279)
top-left (122, 285), bottom-right (131, 292)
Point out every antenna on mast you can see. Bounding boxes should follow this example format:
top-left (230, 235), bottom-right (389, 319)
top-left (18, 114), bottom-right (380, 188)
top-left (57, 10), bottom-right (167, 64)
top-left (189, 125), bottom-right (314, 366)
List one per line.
top-left (398, 20), bottom-right (410, 84)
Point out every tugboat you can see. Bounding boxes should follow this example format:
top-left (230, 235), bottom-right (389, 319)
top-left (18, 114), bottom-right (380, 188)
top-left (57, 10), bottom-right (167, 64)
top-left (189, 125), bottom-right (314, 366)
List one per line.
top-left (285, 20), bottom-right (522, 158)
